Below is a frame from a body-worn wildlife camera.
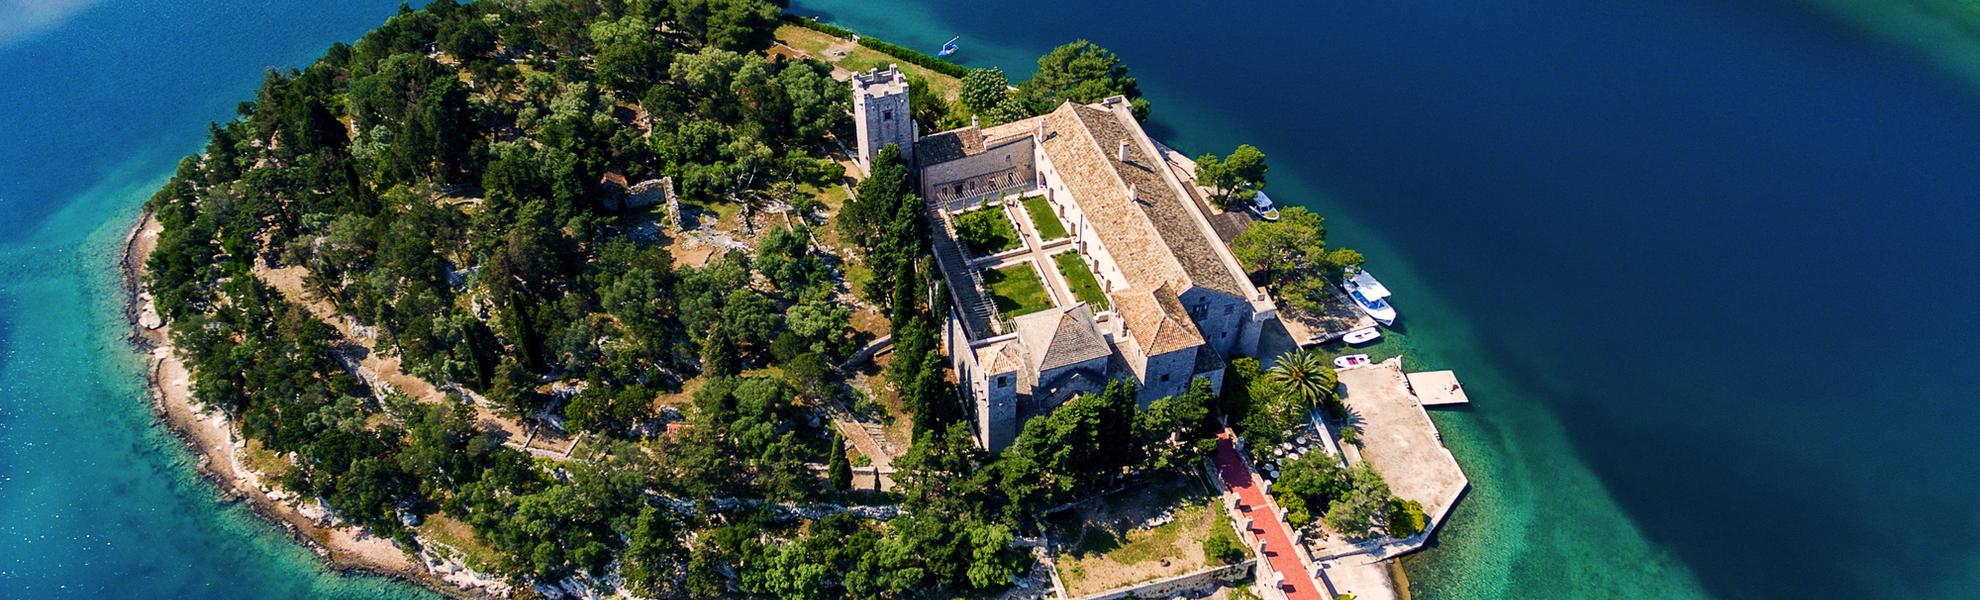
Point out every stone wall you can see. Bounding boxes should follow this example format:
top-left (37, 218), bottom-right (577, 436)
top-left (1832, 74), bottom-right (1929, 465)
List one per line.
top-left (626, 177), bottom-right (675, 207)
top-left (1178, 286), bottom-right (1250, 358)
top-left (1136, 346), bottom-right (1198, 408)
top-left (1074, 560), bottom-right (1256, 600)
top-left (922, 136), bottom-right (1037, 207)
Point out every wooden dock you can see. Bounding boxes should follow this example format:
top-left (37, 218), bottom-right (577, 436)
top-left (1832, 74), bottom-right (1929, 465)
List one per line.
top-left (1404, 370), bottom-right (1470, 406)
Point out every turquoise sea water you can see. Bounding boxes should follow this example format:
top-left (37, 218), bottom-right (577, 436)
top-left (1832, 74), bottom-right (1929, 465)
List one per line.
top-left (0, 2), bottom-right (443, 597)
top-left (3, 0), bottom-right (1979, 598)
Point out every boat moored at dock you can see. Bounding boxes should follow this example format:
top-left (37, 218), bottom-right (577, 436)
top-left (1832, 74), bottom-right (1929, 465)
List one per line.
top-left (1343, 326), bottom-right (1381, 345)
top-left (1343, 267), bottom-right (1398, 325)
top-left (1250, 191), bottom-right (1281, 221)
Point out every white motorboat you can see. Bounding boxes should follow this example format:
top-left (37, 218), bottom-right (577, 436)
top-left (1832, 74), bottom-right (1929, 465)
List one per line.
top-left (1249, 191), bottom-right (1281, 221)
top-left (1342, 326), bottom-right (1381, 345)
top-left (1342, 267), bottom-right (1397, 325)
top-left (1334, 354), bottom-right (1371, 368)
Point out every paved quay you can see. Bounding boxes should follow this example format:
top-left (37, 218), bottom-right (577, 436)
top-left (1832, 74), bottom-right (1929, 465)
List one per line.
top-left (1312, 357), bottom-right (1470, 562)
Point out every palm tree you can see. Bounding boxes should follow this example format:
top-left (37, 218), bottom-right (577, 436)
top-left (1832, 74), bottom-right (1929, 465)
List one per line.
top-left (1265, 349), bottom-right (1338, 407)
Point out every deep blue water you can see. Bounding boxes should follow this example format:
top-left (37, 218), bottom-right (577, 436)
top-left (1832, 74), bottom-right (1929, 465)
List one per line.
top-left (803, 0), bottom-right (1980, 598)
top-left (2, 0), bottom-right (1979, 598)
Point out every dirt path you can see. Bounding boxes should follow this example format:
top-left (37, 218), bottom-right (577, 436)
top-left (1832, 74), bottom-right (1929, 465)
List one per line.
top-left (252, 264), bottom-right (538, 450)
top-left (820, 399), bottom-right (898, 491)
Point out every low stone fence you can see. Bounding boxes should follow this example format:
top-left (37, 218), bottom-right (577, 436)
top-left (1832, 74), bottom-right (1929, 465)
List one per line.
top-left (1073, 560), bottom-right (1256, 600)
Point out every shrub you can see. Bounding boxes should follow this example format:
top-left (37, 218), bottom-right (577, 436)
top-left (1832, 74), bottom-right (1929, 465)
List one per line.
top-left (1274, 489), bottom-right (1311, 528)
top-left (1203, 529), bottom-right (1244, 565)
top-left (779, 14), bottom-right (854, 39)
top-left (951, 208), bottom-right (1014, 255)
top-left (857, 37), bottom-right (969, 79)
top-left (1388, 498), bottom-right (1426, 538)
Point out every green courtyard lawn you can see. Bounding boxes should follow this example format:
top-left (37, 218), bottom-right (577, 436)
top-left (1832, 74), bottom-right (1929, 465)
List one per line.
top-left (1024, 196), bottom-right (1069, 240)
top-left (985, 263), bottom-right (1053, 318)
top-left (1054, 252), bottom-right (1109, 310)
top-left (952, 206), bottom-right (1021, 256)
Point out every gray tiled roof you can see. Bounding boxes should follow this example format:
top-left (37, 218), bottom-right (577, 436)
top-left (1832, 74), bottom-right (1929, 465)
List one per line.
top-left (1039, 304), bottom-right (1111, 372)
top-left (1013, 303), bottom-right (1111, 374)
top-left (916, 127), bottom-right (983, 166)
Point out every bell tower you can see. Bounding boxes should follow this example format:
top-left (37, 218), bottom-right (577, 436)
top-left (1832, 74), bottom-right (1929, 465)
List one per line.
top-left (851, 65), bottom-right (915, 175)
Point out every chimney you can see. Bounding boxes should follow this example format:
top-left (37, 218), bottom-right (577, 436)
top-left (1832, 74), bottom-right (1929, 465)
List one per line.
top-left (1118, 140), bottom-right (1129, 162)
top-left (1128, 185), bottom-right (1138, 202)
top-left (972, 114), bottom-right (980, 128)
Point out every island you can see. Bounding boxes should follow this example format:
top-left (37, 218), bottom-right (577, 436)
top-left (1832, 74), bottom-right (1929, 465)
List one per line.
top-left (126, 3), bottom-right (1470, 599)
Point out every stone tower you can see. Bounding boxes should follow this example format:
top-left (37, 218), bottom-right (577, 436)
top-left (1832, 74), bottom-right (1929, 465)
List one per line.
top-left (851, 65), bottom-right (914, 175)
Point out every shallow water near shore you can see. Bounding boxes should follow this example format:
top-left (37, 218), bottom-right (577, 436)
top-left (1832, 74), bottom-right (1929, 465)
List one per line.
top-left (0, 2), bottom-right (448, 597)
top-left (2, 0), bottom-right (1979, 598)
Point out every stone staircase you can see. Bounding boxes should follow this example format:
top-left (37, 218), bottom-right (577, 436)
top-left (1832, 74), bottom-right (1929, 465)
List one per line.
top-left (927, 197), bottom-right (1001, 338)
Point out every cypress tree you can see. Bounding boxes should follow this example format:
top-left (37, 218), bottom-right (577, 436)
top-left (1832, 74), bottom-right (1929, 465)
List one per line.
top-left (701, 323), bottom-right (741, 377)
top-left (829, 432), bottom-right (853, 492)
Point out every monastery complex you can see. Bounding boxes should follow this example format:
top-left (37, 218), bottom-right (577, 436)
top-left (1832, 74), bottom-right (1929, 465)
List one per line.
top-left (851, 66), bottom-right (1280, 452)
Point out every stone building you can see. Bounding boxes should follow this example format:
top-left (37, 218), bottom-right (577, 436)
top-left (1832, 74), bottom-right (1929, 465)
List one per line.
top-left (851, 66), bottom-right (914, 175)
top-left (850, 67), bottom-right (1279, 452)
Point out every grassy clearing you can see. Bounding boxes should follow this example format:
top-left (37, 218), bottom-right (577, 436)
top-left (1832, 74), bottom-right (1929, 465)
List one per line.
top-left (417, 514), bottom-right (506, 573)
top-left (1053, 478), bottom-right (1229, 596)
top-left (985, 263), bottom-right (1052, 318)
top-left (612, 201), bottom-right (671, 228)
top-left (798, 181), bottom-right (852, 212)
top-left (680, 196), bottom-right (742, 228)
top-left (240, 439), bottom-right (291, 480)
top-left (774, 25), bottom-right (960, 100)
top-left (1054, 252), bottom-right (1109, 310)
top-left (1024, 196), bottom-right (1068, 240)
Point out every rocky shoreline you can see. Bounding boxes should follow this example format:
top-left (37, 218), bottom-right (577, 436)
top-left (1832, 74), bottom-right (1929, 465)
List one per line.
top-left (120, 211), bottom-right (505, 600)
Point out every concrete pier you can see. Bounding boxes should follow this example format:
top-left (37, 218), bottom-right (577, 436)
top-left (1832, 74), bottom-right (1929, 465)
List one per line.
top-left (1312, 357), bottom-right (1470, 563)
top-left (1405, 370), bottom-right (1471, 405)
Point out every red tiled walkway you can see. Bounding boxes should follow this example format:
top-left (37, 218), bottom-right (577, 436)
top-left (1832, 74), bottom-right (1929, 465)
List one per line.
top-left (1214, 431), bottom-right (1324, 600)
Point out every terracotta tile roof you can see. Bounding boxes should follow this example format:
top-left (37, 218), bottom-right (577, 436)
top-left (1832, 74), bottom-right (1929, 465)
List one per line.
top-left (977, 340), bottom-right (1024, 374)
top-left (600, 169), bottom-right (627, 188)
top-left (1113, 283), bottom-right (1205, 356)
top-left (1059, 103), bottom-right (1247, 298)
top-left (1012, 304), bottom-right (1109, 374)
top-left (980, 115), bottom-right (1046, 144)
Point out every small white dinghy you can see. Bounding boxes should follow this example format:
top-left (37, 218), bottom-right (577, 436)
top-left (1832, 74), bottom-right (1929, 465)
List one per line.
top-left (1343, 326), bottom-right (1381, 345)
top-left (1334, 354), bottom-right (1372, 369)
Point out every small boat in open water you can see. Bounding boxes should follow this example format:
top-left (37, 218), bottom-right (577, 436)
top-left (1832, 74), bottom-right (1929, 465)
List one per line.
top-left (1250, 191), bottom-right (1281, 221)
top-left (937, 36), bottom-right (960, 57)
top-left (1343, 267), bottom-right (1398, 325)
top-left (1335, 354), bottom-right (1372, 368)
top-left (1343, 326), bottom-right (1381, 345)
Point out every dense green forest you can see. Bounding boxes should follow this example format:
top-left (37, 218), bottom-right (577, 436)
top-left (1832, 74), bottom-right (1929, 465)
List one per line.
top-left (141, 1), bottom-right (1239, 597)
